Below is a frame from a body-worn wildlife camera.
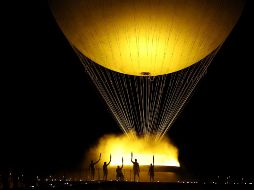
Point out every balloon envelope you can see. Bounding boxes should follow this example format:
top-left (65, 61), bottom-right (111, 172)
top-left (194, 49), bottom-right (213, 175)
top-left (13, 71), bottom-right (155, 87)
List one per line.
top-left (50, 0), bottom-right (244, 76)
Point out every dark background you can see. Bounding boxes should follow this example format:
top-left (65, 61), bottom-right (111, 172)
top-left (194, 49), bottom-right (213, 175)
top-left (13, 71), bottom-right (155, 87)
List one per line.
top-left (2, 0), bottom-right (254, 177)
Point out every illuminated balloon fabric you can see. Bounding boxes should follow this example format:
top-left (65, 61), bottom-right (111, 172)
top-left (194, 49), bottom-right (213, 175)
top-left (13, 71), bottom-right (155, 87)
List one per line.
top-left (50, 0), bottom-right (244, 76)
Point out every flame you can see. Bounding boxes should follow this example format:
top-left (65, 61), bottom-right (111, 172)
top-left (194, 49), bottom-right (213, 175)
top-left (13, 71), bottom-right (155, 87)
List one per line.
top-left (86, 134), bottom-right (180, 167)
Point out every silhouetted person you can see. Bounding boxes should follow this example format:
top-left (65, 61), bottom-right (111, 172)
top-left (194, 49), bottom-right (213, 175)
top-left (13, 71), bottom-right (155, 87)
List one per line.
top-left (103, 154), bottom-right (111, 181)
top-left (148, 163), bottom-right (154, 182)
top-left (131, 153), bottom-right (140, 182)
top-left (89, 153), bottom-right (101, 180)
top-left (116, 158), bottom-right (124, 181)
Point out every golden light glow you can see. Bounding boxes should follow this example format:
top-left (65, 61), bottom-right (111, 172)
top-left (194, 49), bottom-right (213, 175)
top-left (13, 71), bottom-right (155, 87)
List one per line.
top-left (87, 134), bottom-right (179, 167)
top-left (51, 0), bottom-right (244, 76)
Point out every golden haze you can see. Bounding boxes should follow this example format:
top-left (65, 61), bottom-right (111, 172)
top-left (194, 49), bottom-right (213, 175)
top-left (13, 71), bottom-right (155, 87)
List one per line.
top-left (86, 134), bottom-right (179, 167)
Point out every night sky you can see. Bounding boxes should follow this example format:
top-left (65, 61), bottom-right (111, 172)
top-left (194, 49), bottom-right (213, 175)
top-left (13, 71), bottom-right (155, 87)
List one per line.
top-left (2, 1), bottom-right (254, 177)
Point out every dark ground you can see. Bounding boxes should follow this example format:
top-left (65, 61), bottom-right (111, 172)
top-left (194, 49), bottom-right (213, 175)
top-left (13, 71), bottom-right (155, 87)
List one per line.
top-left (12, 181), bottom-right (254, 190)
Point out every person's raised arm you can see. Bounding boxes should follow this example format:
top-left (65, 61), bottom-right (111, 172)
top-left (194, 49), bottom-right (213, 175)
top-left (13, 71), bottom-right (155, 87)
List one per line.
top-left (94, 153), bottom-right (101, 164)
top-left (131, 152), bottom-right (134, 163)
top-left (107, 154), bottom-right (111, 166)
top-left (121, 157), bottom-right (123, 169)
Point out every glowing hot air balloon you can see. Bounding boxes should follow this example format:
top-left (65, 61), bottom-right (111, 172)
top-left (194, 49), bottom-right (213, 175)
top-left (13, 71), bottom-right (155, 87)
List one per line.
top-left (49, 0), bottom-right (244, 140)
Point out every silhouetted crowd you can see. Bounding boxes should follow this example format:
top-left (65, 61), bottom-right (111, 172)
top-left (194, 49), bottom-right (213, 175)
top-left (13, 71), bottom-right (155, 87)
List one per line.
top-left (88, 153), bottom-right (155, 182)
